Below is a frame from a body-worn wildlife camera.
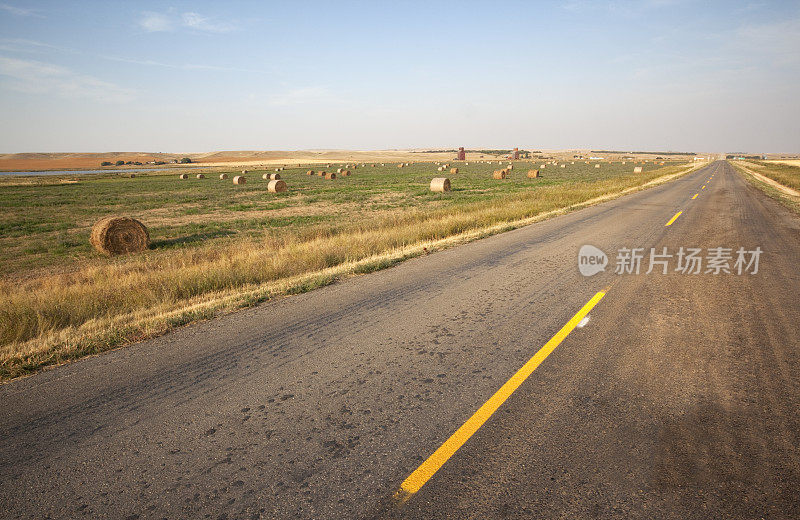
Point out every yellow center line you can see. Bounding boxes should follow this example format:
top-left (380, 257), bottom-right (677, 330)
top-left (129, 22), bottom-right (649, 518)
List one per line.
top-left (701, 185), bottom-right (706, 189)
top-left (665, 211), bottom-right (682, 226)
top-left (394, 289), bottom-right (608, 503)
top-left (691, 193), bottom-right (698, 199)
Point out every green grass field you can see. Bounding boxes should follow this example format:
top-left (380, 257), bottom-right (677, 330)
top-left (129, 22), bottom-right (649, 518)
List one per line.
top-left (1, 160), bottom-right (671, 274)
top-left (0, 159), bottom-right (694, 380)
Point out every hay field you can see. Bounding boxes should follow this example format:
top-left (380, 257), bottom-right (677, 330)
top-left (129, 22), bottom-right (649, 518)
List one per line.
top-left (768, 160), bottom-right (800, 168)
top-left (737, 160), bottom-right (800, 191)
top-left (0, 150), bottom-right (472, 171)
top-left (0, 159), bottom-right (693, 380)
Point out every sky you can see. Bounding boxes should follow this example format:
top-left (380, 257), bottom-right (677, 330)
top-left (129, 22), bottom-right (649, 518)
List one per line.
top-left (0, 0), bottom-right (798, 153)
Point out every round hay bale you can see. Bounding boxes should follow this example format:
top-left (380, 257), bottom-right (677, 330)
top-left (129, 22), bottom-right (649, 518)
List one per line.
top-left (317, 171), bottom-right (326, 177)
top-left (633, 166), bottom-right (643, 173)
top-left (450, 167), bottom-right (459, 174)
top-left (397, 163), bottom-right (404, 168)
top-left (325, 172), bottom-right (337, 180)
top-left (493, 170), bottom-right (507, 179)
top-left (270, 173), bottom-right (281, 180)
top-left (540, 164), bottom-right (546, 169)
top-left (306, 170), bottom-right (315, 176)
top-left (337, 168), bottom-right (343, 173)
top-left (262, 173), bottom-right (270, 180)
top-left (371, 164), bottom-right (376, 167)
top-left (219, 173), bottom-right (228, 180)
top-left (233, 176), bottom-right (246, 185)
top-left (527, 169), bottom-right (540, 178)
top-left (437, 166), bottom-right (444, 171)
top-left (179, 173), bottom-right (189, 180)
top-left (90, 217), bottom-right (149, 256)
top-left (560, 164), bottom-right (566, 168)
top-left (595, 164), bottom-right (601, 168)
top-left (341, 170), bottom-right (351, 176)
top-left (268, 179), bottom-right (287, 193)
top-left (129, 173), bottom-right (136, 178)
top-left (196, 173), bottom-right (205, 179)
top-left (242, 170), bottom-right (248, 174)
top-left (430, 177), bottom-right (451, 192)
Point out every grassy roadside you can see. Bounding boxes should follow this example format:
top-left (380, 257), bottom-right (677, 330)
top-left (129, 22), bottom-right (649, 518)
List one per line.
top-left (728, 160), bottom-right (800, 214)
top-left (0, 160), bottom-right (703, 381)
top-left (733, 160), bottom-right (800, 191)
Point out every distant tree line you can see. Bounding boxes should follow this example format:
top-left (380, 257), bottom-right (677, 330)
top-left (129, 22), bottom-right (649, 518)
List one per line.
top-left (471, 149), bottom-right (537, 156)
top-left (591, 150), bottom-right (694, 156)
top-left (100, 157), bottom-right (191, 166)
top-left (419, 149), bottom-right (539, 155)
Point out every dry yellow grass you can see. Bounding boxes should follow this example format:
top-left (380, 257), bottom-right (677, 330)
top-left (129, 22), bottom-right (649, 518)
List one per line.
top-left (769, 160), bottom-right (800, 167)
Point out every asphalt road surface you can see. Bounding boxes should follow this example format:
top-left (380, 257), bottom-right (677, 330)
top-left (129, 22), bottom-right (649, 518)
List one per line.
top-left (2, 161), bottom-right (799, 519)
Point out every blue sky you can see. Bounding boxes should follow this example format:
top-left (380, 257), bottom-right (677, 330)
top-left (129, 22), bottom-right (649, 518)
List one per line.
top-left (0, 0), bottom-right (798, 153)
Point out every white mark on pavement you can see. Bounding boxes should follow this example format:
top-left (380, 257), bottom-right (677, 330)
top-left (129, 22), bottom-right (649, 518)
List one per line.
top-left (577, 315), bottom-right (591, 328)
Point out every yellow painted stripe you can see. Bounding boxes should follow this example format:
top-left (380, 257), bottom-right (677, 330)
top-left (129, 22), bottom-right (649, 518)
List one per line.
top-left (692, 193), bottom-right (698, 199)
top-left (665, 211), bottom-right (682, 226)
top-left (394, 290), bottom-right (608, 502)
top-left (701, 185), bottom-right (706, 190)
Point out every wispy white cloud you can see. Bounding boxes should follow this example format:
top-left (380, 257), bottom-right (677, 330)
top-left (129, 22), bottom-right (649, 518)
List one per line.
top-left (95, 53), bottom-right (264, 73)
top-left (138, 10), bottom-right (237, 33)
top-left (139, 11), bottom-right (171, 32)
top-left (0, 3), bottom-right (42, 17)
top-left (0, 38), bottom-right (267, 74)
top-left (182, 63), bottom-right (265, 73)
top-left (561, 0), bottom-right (689, 14)
top-left (181, 12), bottom-right (236, 33)
top-left (0, 56), bottom-right (135, 103)
top-left (734, 17), bottom-right (800, 66)
top-left (0, 38), bottom-right (63, 51)
top-left (268, 87), bottom-right (333, 107)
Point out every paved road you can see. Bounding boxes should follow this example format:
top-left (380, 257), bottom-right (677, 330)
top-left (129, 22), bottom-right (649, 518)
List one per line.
top-left (1, 161), bottom-right (799, 519)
